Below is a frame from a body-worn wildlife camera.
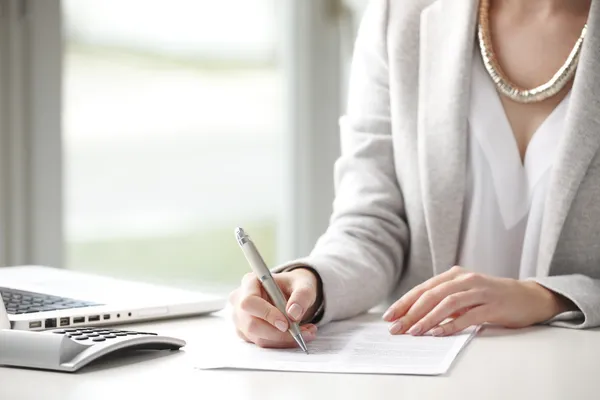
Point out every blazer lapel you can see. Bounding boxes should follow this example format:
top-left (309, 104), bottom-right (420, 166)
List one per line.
top-left (418, 0), bottom-right (479, 275)
top-left (537, 2), bottom-right (600, 276)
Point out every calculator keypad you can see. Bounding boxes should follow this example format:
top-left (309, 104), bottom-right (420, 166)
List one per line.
top-left (51, 327), bottom-right (157, 341)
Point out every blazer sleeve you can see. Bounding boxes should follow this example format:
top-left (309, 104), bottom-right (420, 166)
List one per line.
top-left (273, 0), bottom-right (408, 326)
top-left (531, 275), bottom-right (600, 329)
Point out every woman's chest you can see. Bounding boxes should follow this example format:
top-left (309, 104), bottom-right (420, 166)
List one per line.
top-left (499, 89), bottom-right (572, 163)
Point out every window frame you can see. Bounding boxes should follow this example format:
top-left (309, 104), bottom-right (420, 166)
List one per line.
top-left (279, 0), bottom-right (346, 261)
top-left (0, 0), bottom-right (63, 268)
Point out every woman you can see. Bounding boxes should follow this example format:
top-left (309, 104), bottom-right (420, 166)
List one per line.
top-left (229, 0), bottom-right (600, 348)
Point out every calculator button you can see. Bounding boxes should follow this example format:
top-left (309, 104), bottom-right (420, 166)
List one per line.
top-left (87, 333), bottom-right (100, 337)
top-left (103, 334), bottom-right (117, 339)
top-left (52, 330), bottom-right (66, 334)
top-left (92, 337), bottom-right (106, 342)
top-left (115, 333), bottom-right (127, 336)
top-left (75, 336), bottom-right (89, 340)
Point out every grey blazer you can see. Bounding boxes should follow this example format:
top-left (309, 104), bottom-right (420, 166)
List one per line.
top-left (277, 0), bottom-right (600, 329)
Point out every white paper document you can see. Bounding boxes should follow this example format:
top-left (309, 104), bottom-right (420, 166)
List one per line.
top-left (195, 317), bottom-right (478, 375)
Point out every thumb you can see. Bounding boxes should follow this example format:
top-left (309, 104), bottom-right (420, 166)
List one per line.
top-left (285, 272), bottom-right (318, 323)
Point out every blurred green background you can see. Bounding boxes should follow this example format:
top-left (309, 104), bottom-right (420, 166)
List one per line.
top-left (68, 221), bottom-right (277, 290)
top-left (63, 0), bottom-right (283, 293)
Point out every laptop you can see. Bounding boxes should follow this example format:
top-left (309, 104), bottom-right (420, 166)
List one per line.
top-left (0, 265), bottom-right (226, 331)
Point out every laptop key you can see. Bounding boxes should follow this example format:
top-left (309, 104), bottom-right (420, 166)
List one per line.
top-left (48, 305), bottom-right (69, 310)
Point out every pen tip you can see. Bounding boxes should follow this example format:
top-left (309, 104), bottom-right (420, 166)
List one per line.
top-left (294, 333), bottom-right (309, 354)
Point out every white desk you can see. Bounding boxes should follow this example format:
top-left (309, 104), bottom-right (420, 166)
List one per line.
top-left (1, 312), bottom-right (599, 400)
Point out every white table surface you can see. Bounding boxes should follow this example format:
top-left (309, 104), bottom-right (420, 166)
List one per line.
top-left (1, 311), bottom-right (599, 400)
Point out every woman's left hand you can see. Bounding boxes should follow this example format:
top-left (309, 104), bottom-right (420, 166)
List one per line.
top-left (382, 266), bottom-right (571, 337)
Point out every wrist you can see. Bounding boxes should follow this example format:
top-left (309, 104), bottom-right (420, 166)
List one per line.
top-left (523, 281), bottom-right (574, 320)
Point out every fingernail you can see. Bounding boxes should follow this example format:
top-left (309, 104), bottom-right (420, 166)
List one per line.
top-left (288, 303), bottom-right (303, 321)
top-left (382, 309), bottom-right (394, 321)
top-left (389, 319), bottom-right (403, 334)
top-left (274, 320), bottom-right (288, 332)
top-left (302, 331), bottom-right (316, 341)
top-left (408, 324), bottom-right (422, 336)
top-left (431, 327), bottom-right (444, 336)
top-left (305, 324), bottom-right (318, 333)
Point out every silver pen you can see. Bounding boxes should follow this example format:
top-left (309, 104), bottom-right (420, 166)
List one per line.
top-left (235, 227), bottom-right (309, 354)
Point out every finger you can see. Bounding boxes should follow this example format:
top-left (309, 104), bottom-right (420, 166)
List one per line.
top-left (407, 290), bottom-right (486, 336)
top-left (242, 316), bottom-right (291, 342)
top-left (388, 276), bottom-right (476, 334)
top-left (239, 295), bottom-right (290, 332)
top-left (450, 306), bottom-right (473, 319)
top-left (253, 328), bottom-right (318, 349)
top-left (236, 328), bottom-right (251, 343)
top-left (234, 308), bottom-right (317, 345)
top-left (429, 305), bottom-right (490, 336)
top-left (240, 272), bottom-right (264, 297)
top-left (383, 266), bottom-right (465, 321)
top-left (286, 277), bottom-right (318, 322)
top-left (244, 316), bottom-right (317, 345)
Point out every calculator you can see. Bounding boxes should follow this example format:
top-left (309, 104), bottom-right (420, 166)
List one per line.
top-left (0, 326), bottom-right (186, 372)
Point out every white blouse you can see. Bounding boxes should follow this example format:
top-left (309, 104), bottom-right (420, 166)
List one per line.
top-left (457, 51), bottom-right (571, 280)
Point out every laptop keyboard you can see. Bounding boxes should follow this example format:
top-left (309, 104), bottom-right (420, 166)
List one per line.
top-left (1, 287), bottom-right (102, 315)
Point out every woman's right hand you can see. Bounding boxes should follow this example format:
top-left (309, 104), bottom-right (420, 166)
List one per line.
top-left (229, 268), bottom-right (320, 348)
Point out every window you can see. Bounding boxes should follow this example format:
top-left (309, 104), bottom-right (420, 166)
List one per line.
top-left (0, 1), bottom-right (347, 284)
top-left (62, 0), bottom-right (285, 289)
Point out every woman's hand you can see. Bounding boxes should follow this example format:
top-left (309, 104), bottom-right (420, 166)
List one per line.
top-left (228, 268), bottom-right (320, 348)
top-left (382, 266), bottom-right (572, 337)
